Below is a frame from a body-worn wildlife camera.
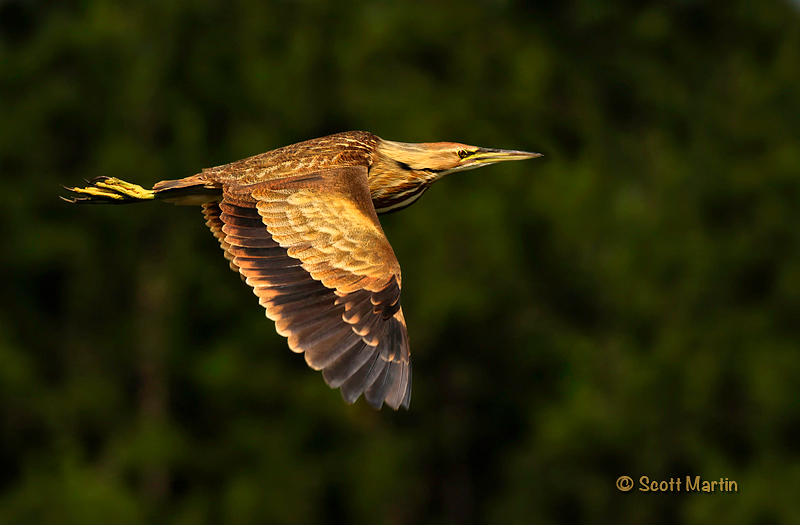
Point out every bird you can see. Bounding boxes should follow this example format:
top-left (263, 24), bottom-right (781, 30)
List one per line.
top-left (63, 131), bottom-right (541, 410)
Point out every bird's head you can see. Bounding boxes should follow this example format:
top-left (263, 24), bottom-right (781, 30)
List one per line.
top-left (369, 138), bottom-right (542, 213)
top-left (377, 139), bottom-right (541, 176)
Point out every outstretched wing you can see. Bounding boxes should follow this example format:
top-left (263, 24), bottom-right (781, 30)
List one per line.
top-left (206, 166), bottom-right (411, 409)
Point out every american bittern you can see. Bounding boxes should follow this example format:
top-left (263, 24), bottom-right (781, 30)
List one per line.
top-left (64, 131), bottom-right (541, 409)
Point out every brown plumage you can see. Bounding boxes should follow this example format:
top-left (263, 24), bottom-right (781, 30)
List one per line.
top-left (63, 131), bottom-right (541, 410)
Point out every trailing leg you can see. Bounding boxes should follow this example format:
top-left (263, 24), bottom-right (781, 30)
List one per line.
top-left (62, 176), bottom-right (155, 204)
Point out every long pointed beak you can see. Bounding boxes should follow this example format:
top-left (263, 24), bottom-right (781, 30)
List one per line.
top-left (471, 147), bottom-right (543, 164)
top-left (443, 146), bottom-right (543, 176)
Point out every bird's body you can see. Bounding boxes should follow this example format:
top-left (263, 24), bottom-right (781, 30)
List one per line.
top-left (65, 131), bottom-right (540, 410)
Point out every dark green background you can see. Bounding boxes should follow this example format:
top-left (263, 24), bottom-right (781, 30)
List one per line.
top-left (2, 1), bottom-right (799, 523)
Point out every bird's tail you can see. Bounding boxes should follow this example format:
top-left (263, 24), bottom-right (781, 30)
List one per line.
top-left (62, 175), bottom-right (221, 205)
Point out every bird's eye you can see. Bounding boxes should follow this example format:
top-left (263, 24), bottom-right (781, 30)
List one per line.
top-left (458, 149), bottom-right (470, 159)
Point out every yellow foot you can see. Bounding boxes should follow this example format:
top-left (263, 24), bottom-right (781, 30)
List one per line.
top-left (62, 176), bottom-right (155, 203)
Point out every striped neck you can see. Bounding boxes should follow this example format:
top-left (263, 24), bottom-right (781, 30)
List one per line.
top-left (368, 157), bottom-right (440, 214)
top-left (368, 139), bottom-right (445, 214)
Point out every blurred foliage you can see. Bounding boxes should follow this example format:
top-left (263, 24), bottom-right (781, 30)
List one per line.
top-left (2, 0), bottom-right (800, 523)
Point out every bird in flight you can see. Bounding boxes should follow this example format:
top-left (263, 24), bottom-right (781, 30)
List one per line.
top-left (64, 131), bottom-right (541, 410)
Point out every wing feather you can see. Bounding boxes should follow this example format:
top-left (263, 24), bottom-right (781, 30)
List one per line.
top-left (323, 342), bottom-right (374, 388)
top-left (202, 202), bottom-right (238, 273)
top-left (341, 352), bottom-right (386, 404)
top-left (365, 361), bottom-right (397, 408)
